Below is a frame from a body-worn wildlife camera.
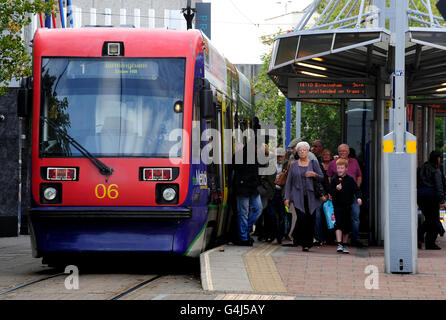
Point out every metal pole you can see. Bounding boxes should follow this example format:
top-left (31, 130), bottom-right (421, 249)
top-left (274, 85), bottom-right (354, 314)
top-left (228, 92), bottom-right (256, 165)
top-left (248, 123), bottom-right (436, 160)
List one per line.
top-left (383, 0), bottom-right (417, 274)
top-left (44, 0), bottom-right (51, 28)
top-left (356, 0), bottom-right (366, 27)
top-left (296, 101), bottom-right (301, 139)
top-left (443, 118), bottom-right (446, 174)
top-left (67, 0), bottom-right (74, 28)
top-left (58, 0), bottom-right (66, 28)
top-left (282, 121), bottom-right (286, 148)
top-left (286, 99), bottom-right (291, 149)
top-left (182, 0), bottom-right (195, 30)
top-left (393, 0), bottom-right (407, 153)
top-left (341, 99), bottom-right (347, 142)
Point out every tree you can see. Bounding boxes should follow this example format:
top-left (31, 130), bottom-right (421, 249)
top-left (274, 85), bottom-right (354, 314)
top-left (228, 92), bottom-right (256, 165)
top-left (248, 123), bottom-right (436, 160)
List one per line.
top-left (253, 33), bottom-right (286, 142)
top-left (299, 102), bottom-right (341, 153)
top-left (0, 0), bottom-right (55, 95)
top-left (315, 0), bottom-right (442, 28)
top-left (435, 117), bottom-right (445, 153)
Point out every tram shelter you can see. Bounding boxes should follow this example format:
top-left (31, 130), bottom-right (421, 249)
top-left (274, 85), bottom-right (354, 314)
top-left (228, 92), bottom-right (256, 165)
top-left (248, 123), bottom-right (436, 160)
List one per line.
top-left (268, 0), bottom-right (446, 273)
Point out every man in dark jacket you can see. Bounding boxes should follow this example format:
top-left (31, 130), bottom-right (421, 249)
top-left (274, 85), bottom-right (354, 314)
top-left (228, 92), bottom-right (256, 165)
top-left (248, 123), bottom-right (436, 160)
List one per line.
top-left (257, 145), bottom-right (277, 242)
top-left (233, 143), bottom-right (263, 246)
top-left (417, 150), bottom-right (445, 250)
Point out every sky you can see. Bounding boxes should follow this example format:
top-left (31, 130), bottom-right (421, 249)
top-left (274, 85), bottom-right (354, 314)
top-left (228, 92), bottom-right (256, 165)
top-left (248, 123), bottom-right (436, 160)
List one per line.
top-left (208, 0), bottom-right (314, 64)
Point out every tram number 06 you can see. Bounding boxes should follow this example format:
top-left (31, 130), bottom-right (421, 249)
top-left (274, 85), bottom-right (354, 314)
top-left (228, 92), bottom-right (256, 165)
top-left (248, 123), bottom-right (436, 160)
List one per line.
top-left (95, 184), bottom-right (119, 199)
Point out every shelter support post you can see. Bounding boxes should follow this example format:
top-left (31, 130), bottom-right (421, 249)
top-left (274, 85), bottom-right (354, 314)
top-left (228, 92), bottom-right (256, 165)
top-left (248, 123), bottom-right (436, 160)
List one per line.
top-left (428, 108), bottom-right (435, 153)
top-left (421, 106), bottom-right (428, 162)
top-left (296, 101), bottom-right (301, 139)
top-left (383, 0), bottom-right (417, 274)
top-left (341, 99), bottom-right (347, 143)
top-left (285, 99), bottom-right (291, 149)
top-left (375, 67), bottom-right (388, 246)
top-left (444, 118), bottom-right (446, 174)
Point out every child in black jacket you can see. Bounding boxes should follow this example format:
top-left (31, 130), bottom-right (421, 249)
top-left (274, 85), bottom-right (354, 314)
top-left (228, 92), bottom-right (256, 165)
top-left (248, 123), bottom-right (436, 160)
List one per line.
top-left (329, 158), bottom-right (362, 254)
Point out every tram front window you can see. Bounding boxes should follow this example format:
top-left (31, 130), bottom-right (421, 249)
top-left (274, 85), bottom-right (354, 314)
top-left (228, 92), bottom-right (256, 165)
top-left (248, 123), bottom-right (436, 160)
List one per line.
top-left (39, 57), bottom-right (185, 158)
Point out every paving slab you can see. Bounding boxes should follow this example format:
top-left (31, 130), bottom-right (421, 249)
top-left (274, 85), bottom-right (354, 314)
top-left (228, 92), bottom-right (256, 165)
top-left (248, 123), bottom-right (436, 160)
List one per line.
top-left (201, 230), bottom-right (446, 299)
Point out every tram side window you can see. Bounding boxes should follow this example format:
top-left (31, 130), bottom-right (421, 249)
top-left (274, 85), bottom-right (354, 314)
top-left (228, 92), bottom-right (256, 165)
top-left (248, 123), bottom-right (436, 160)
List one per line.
top-left (192, 91), bottom-right (202, 162)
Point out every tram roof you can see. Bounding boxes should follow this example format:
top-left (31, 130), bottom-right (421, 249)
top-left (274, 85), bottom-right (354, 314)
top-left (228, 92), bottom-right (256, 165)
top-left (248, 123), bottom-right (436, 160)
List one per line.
top-left (33, 27), bottom-right (205, 59)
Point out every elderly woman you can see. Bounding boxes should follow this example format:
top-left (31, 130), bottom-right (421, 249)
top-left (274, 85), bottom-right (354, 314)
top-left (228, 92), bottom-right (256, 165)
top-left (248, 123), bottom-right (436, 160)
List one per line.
top-left (284, 141), bottom-right (324, 251)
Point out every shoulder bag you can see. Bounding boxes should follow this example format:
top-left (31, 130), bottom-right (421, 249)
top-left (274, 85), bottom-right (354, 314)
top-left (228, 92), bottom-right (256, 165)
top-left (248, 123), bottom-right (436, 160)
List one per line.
top-left (274, 161), bottom-right (292, 187)
top-left (311, 160), bottom-right (327, 198)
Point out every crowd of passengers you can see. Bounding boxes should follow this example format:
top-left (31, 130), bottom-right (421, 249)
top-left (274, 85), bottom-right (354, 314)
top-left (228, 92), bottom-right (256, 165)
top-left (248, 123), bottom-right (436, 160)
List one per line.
top-left (231, 133), bottom-right (445, 253)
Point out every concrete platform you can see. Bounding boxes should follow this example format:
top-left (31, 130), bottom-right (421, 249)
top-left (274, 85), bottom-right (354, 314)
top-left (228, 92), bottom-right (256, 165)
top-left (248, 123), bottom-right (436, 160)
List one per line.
top-left (200, 236), bottom-right (446, 299)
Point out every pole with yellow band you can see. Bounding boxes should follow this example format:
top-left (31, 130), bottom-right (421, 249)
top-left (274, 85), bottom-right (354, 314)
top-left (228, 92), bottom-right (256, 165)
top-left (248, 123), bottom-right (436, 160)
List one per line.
top-left (383, 132), bottom-right (416, 153)
top-left (405, 133), bottom-right (417, 154)
top-left (382, 137), bottom-right (394, 153)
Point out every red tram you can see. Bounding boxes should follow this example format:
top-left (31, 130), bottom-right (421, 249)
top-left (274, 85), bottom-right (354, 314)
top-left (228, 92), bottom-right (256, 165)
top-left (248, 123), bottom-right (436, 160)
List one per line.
top-left (18, 27), bottom-right (254, 262)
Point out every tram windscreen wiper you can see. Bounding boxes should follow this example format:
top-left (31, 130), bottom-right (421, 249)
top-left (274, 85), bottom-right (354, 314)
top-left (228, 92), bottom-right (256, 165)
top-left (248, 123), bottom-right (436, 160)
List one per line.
top-left (40, 117), bottom-right (114, 176)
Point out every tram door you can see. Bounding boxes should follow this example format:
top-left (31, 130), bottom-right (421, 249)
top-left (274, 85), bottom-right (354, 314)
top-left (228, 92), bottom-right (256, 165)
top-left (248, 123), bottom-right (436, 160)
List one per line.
top-left (345, 99), bottom-right (375, 242)
top-left (216, 98), bottom-right (233, 237)
top-left (204, 95), bottom-right (224, 242)
top-left (204, 97), bottom-right (222, 245)
top-left (215, 98), bottom-right (226, 238)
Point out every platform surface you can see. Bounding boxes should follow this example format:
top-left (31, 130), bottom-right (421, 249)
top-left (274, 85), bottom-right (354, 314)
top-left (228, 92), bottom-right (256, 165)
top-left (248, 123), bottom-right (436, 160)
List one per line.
top-left (201, 235), bottom-right (446, 299)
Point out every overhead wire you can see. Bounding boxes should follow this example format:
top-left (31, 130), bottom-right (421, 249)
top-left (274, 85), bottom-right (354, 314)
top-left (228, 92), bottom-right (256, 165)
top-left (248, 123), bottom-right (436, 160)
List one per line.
top-left (53, 7), bottom-right (296, 27)
top-left (228, 0), bottom-right (259, 27)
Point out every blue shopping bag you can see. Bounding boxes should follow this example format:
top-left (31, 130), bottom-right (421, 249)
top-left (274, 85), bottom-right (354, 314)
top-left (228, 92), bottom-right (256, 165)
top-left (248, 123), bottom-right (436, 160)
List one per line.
top-left (323, 200), bottom-right (336, 229)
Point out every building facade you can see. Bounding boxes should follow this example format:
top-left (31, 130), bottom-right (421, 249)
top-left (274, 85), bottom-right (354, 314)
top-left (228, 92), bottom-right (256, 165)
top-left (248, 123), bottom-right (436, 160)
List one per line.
top-left (49, 0), bottom-right (202, 29)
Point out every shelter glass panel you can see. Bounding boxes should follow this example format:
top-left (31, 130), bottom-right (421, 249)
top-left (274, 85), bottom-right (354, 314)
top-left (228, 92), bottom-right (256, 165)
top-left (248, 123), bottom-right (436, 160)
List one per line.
top-left (346, 100), bottom-right (375, 158)
top-left (411, 31), bottom-right (446, 48)
top-left (346, 99), bottom-right (375, 237)
top-left (297, 34), bottom-right (332, 59)
top-left (275, 36), bottom-right (299, 66)
top-left (333, 32), bottom-right (380, 50)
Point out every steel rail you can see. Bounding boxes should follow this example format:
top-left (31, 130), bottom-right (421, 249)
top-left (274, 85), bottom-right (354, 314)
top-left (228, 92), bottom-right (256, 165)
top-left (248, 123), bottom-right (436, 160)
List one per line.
top-left (110, 275), bottom-right (164, 300)
top-left (0, 273), bottom-right (66, 296)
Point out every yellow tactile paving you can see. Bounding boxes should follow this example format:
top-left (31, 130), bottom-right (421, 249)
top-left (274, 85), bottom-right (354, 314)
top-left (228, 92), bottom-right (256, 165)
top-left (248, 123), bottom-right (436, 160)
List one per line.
top-left (243, 243), bottom-right (287, 293)
top-left (214, 293), bottom-right (295, 300)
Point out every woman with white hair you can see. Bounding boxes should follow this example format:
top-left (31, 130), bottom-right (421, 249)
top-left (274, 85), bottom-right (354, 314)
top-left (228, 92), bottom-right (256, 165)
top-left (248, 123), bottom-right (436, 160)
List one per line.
top-left (284, 141), bottom-right (324, 251)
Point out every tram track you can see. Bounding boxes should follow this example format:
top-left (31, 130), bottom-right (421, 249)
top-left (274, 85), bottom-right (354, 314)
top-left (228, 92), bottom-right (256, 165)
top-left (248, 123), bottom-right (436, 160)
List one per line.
top-left (110, 274), bottom-right (164, 300)
top-left (0, 273), bottom-right (165, 300)
top-left (0, 272), bottom-right (66, 296)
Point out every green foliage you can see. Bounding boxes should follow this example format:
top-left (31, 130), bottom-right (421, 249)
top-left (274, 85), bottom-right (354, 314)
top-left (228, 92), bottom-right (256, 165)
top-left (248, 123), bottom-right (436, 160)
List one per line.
top-left (315, 0), bottom-right (443, 28)
top-left (300, 102), bottom-right (341, 153)
top-left (253, 51), bottom-right (286, 131)
top-left (253, 33), bottom-right (286, 141)
top-left (253, 33), bottom-right (341, 150)
top-left (0, 0), bottom-right (55, 95)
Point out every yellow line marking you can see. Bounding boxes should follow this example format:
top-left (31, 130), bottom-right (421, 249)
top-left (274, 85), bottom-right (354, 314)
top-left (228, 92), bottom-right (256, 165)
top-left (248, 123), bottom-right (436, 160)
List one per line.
top-left (215, 293), bottom-right (295, 300)
top-left (202, 246), bottom-right (223, 291)
top-left (243, 243), bottom-right (287, 293)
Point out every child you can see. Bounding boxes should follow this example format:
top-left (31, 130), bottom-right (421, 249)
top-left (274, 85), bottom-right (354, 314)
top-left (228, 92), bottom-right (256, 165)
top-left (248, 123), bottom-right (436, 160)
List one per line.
top-left (329, 158), bottom-right (362, 254)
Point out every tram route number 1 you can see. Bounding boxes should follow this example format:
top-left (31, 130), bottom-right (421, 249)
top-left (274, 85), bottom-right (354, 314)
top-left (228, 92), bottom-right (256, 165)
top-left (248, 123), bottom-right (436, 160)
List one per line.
top-left (95, 184), bottom-right (119, 199)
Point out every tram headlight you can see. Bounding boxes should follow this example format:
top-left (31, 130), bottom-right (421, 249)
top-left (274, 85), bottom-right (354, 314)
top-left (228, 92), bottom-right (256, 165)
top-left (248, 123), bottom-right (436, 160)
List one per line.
top-left (43, 187), bottom-right (57, 201)
top-left (162, 187), bottom-right (176, 202)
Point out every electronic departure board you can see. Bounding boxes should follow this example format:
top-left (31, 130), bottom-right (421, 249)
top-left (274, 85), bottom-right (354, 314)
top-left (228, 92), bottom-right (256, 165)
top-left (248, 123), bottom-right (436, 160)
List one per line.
top-left (288, 78), bottom-right (375, 99)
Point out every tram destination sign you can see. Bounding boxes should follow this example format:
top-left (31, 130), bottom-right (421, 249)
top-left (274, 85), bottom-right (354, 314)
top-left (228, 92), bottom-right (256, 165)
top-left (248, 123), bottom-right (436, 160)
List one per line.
top-left (288, 78), bottom-right (375, 99)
